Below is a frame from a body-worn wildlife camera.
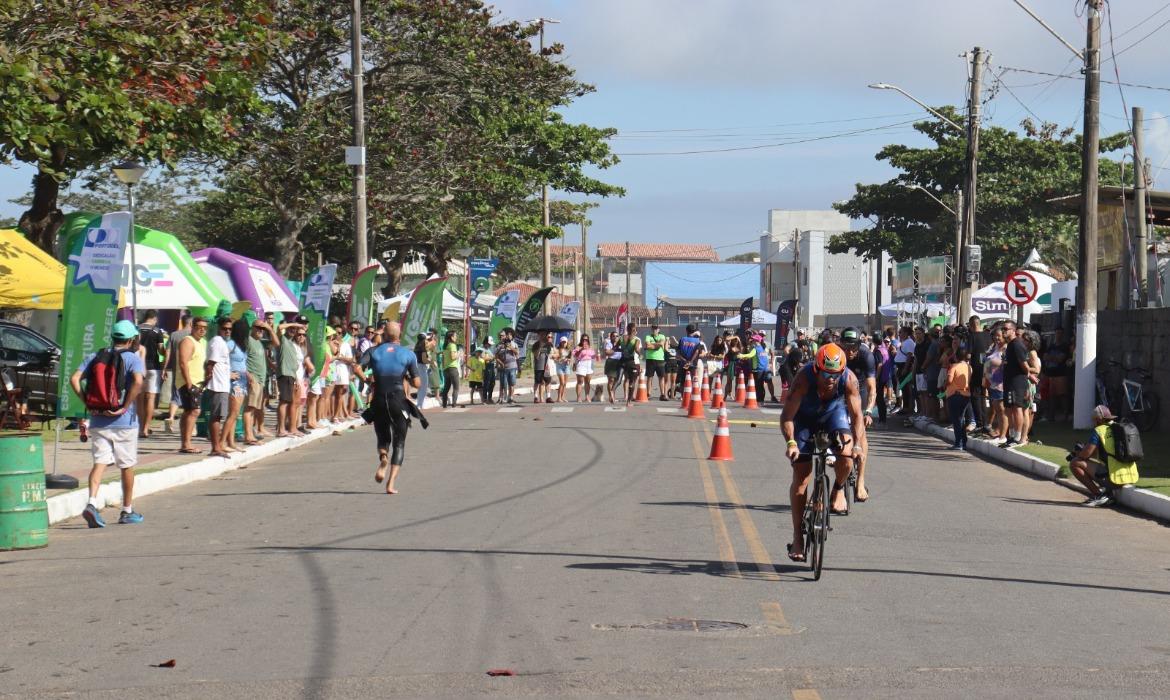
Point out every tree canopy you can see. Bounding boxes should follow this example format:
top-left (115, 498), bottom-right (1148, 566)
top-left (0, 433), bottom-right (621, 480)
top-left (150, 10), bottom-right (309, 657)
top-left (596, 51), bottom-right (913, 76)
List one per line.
top-left (0, 0), bottom-right (282, 251)
top-left (828, 110), bottom-right (1131, 279)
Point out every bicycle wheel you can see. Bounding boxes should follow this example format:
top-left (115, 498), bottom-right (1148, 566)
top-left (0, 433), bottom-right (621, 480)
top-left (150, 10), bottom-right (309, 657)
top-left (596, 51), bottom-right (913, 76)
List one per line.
top-left (811, 471), bottom-right (830, 580)
top-left (804, 459), bottom-right (822, 575)
top-left (846, 463), bottom-right (857, 505)
top-left (1134, 391), bottom-right (1159, 433)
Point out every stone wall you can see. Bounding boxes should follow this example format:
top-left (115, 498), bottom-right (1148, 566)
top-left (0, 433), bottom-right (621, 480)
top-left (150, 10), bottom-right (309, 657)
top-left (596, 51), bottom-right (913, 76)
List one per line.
top-left (1033, 308), bottom-right (1170, 431)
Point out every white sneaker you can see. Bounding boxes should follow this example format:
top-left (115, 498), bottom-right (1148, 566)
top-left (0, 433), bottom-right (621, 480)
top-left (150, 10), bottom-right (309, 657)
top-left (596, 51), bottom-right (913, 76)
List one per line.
top-left (318, 419), bottom-right (331, 427)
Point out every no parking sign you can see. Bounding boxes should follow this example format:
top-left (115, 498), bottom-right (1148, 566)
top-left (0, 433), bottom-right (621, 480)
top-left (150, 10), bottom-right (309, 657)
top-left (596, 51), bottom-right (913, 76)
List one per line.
top-left (1004, 270), bottom-right (1038, 306)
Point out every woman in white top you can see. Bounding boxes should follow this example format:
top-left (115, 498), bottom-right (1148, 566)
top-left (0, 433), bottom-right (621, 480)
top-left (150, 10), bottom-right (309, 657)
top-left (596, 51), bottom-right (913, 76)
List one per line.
top-left (573, 336), bottom-right (597, 402)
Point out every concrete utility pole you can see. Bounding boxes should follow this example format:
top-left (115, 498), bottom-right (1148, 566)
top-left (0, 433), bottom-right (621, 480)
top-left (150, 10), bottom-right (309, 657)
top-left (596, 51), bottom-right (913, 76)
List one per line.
top-left (351, 0), bottom-right (368, 273)
top-left (533, 18), bottom-right (559, 313)
top-left (793, 229), bottom-right (801, 328)
top-left (581, 220), bottom-right (590, 340)
top-left (954, 188), bottom-right (964, 314)
top-left (1074, 0), bottom-right (1103, 430)
top-left (1133, 106), bottom-right (1149, 307)
top-left (959, 46), bottom-right (985, 322)
top-left (625, 241), bottom-right (632, 316)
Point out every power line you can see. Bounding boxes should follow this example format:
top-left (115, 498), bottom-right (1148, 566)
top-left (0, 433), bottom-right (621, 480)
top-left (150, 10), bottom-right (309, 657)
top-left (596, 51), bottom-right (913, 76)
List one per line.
top-left (616, 112), bottom-right (922, 135)
top-left (999, 66), bottom-right (1170, 93)
top-left (1110, 1), bottom-right (1170, 40)
top-left (613, 119), bottom-right (921, 156)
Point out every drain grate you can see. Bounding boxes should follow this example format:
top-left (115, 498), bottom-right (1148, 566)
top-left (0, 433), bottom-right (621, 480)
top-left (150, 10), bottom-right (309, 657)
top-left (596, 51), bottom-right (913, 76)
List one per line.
top-left (637, 618), bottom-right (748, 632)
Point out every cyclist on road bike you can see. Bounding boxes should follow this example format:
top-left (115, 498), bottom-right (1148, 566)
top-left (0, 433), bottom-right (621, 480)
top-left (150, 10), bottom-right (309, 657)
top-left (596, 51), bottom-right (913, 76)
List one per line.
top-left (780, 343), bottom-right (865, 562)
top-left (841, 327), bottom-right (877, 502)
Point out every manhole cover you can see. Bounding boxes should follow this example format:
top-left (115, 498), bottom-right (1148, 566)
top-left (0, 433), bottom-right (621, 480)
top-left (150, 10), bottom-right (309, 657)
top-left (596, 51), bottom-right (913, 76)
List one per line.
top-left (638, 618), bottom-right (747, 632)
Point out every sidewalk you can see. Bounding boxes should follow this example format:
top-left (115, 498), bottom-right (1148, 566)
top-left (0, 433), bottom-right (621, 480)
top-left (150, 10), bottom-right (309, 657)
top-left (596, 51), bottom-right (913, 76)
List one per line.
top-left (41, 376), bottom-right (611, 525)
top-left (908, 415), bottom-right (1170, 523)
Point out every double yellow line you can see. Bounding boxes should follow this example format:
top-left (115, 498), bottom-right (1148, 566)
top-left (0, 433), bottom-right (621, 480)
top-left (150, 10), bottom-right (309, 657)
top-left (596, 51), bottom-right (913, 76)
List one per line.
top-left (690, 422), bottom-right (799, 636)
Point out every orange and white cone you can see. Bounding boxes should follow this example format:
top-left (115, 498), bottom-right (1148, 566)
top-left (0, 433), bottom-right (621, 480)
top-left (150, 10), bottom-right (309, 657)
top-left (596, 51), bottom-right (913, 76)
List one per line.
top-left (708, 407), bottom-right (734, 461)
top-left (711, 372), bottom-right (724, 409)
top-left (701, 371), bottom-right (712, 404)
top-left (687, 373), bottom-right (707, 419)
top-left (635, 372), bottom-right (650, 403)
top-left (680, 371), bottom-right (693, 410)
top-left (743, 372), bottom-right (760, 409)
top-left (735, 370), bottom-right (747, 404)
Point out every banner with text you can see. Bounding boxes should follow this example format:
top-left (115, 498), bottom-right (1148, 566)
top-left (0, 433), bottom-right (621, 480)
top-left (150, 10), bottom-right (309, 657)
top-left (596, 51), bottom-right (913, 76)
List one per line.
top-left (555, 301), bottom-right (581, 346)
top-left (468, 257), bottom-right (499, 306)
top-left (487, 289), bottom-right (519, 343)
top-left (893, 261), bottom-right (915, 300)
top-left (57, 212), bottom-right (132, 418)
top-left (347, 264), bottom-right (378, 328)
top-left (774, 299), bottom-right (797, 348)
top-left (401, 276), bottom-right (448, 347)
top-left (299, 264), bottom-right (337, 383)
top-left (738, 296), bottom-right (754, 342)
top-left (515, 287), bottom-right (554, 336)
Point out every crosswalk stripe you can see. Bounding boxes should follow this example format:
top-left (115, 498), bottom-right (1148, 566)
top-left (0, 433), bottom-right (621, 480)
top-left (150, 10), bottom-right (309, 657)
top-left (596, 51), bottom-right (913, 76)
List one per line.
top-left (656, 407), bottom-right (679, 414)
top-left (551, 406), bottom-right (574, 413)
top-left (604, 406), bottom-right (626, 412)
top-left (497, 407), bottom-right (521, 413)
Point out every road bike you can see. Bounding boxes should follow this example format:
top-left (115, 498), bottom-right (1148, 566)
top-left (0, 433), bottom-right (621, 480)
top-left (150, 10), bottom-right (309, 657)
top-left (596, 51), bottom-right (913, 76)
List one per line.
top-left (1098, 359), bottom-right (1160, 432)
top-left (802, 431), bottom-right (835, 580)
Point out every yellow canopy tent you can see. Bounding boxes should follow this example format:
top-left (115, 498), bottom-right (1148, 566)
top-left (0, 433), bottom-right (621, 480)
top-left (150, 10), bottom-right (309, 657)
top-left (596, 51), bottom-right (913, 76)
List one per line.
top-left (0, 229), bottom-right (66, 309)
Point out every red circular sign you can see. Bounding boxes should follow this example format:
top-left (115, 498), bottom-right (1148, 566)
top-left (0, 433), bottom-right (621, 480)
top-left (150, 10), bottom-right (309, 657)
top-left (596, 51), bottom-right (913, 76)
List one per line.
top-left (1004, 270), bottom-right (1038, 305)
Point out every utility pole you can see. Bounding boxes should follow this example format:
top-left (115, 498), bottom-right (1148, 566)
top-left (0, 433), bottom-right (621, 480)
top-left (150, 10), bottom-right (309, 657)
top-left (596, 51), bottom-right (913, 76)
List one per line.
top-left (625, 241), bottom-right (632, 316)
top-left (1133, 106), bottom-right (1149, 307)
top-left (793, 228), bottom-right (801, 329)
top-left (954, 188), bottom-right (964, 314)
top-left (581, 219), bottom-right (590, 340)
top-left (351, 0), bottom-right (368, 273)
top-left (1074, 0), bottom-right (1102, 429)
top-left (533, 18), bottom-right (559, 313)
top-left (959, 46), bottom-right (985, 322)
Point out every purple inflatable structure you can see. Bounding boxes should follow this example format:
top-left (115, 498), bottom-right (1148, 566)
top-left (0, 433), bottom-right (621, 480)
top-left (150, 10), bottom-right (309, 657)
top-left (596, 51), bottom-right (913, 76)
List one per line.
top-left (192, 248), bottom-right (300, 313)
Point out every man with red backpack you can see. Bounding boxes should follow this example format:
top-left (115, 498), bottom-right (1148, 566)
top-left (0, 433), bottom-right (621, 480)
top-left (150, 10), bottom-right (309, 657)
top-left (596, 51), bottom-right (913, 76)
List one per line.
top-left (69, 320), bottom-right (146, 528)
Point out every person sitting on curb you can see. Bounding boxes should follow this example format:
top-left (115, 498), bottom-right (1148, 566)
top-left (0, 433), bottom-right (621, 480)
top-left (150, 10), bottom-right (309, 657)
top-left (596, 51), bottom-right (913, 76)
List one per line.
top-left (1067, 405), bottom-right (1141, 508)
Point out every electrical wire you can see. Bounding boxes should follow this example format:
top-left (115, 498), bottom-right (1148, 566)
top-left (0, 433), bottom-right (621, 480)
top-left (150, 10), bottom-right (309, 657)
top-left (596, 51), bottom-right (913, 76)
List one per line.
top-left (616, 112), bottom-right (923, 135)
top-left (1103, 0), bottom-right (1133, 141)
top-left (999, 66), bottom-right (1170, 93)
top-left (1109, 1), bottom-right (1170, 40)
top-left (613, 119), bottom-right (921, 156)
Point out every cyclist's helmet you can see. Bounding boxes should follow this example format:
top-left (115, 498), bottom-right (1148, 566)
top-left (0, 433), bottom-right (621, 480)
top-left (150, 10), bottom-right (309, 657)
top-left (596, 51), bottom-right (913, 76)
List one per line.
top-left (840, 327), bottom-right (861, 347)
top-left (815, 343), bottom-right (847, 375)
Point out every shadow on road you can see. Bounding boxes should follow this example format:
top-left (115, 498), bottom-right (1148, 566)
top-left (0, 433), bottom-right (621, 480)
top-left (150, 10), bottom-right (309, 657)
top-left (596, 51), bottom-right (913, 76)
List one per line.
top-left (1000, 497), bottom-right (1082, 508)
top-left (830, 566), bottom-right (1170, 597)
top-left (203, 490), bottom-right (378, 497)
top-left (642, 500), bottom-right (790, 514)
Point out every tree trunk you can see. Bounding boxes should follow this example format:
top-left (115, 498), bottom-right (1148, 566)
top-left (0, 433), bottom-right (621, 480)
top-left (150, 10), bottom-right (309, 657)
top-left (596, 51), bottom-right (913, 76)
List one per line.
top-left (423, 246), bottom-right (449, 277)
top-left (19, 146), bottom-right (69, 256)
top-left (379, 244), bottom-right (411, 297)
top-left (272, 206), bottom-right (309, 279)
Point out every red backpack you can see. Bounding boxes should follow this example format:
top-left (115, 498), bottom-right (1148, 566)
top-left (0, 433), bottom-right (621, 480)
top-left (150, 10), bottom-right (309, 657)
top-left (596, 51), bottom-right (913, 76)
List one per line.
top-left (83, 347), bottom-right (127, 412)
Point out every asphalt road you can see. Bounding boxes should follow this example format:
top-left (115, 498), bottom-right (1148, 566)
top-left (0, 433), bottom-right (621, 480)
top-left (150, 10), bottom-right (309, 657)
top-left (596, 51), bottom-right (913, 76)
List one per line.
top-left (3, 402), bottom-right (1169, 698)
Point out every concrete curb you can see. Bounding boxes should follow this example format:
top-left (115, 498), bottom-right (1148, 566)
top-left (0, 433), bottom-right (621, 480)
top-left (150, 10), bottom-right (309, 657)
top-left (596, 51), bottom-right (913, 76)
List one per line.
top-left (46, 418), bottom-right (366, 525)
top-left (908, 416), bottom-right (1170, 523)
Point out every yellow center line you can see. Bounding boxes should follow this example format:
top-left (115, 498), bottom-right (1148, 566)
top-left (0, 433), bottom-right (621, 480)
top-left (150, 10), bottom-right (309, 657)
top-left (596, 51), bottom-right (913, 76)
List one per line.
top-left (690, 430), bottom-right (740, 578)
top-left (759, 600), bottom-right (800, 636)
top-left (700, 422), bottom-right (780, 581)
top-left (791, 689), bottom-right (823, 700)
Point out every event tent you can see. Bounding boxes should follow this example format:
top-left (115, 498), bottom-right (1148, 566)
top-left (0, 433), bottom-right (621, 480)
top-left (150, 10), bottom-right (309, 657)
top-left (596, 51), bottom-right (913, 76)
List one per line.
top-left (192, 248), bottom-right (300, 313)
top-left (59, 212), bottom-right (222, 313)
top-left (971, 272), bottom-right (1057, 321)
top-left (0, 229), bottom-right (66, 309)
top-left (378, 285), bottom-right (470, 321)
top-left (718, 308), bottom-right (777, 328)
top-left (878, 300), bottom-right (956, 319)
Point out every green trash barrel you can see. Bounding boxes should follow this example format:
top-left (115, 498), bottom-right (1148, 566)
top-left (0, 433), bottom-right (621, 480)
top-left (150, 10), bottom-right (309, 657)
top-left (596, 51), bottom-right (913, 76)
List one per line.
top-left (0, 433), bottom-right (49, 550)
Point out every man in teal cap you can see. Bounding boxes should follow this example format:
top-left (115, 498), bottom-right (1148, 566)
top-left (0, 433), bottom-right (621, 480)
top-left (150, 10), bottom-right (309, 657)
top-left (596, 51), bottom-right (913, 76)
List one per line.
top-left (69, 319), bottom-right (146, 528)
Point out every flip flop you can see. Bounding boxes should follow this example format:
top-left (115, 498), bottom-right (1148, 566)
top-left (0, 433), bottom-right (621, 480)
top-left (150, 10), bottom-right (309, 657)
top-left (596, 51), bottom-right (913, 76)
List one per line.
top-left (178, 448), bottom-right (202, 454)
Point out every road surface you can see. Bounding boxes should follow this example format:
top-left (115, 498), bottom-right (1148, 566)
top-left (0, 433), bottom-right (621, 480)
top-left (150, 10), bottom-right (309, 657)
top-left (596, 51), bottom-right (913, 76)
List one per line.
top-left (3, 403), bottom-right (1168, 698)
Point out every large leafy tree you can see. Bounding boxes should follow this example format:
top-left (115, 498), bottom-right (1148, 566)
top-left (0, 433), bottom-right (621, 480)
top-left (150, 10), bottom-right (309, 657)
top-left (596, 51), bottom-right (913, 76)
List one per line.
top-left (829, 111), bottom-right (1130, 278)
top-left (199, 0), bottom-right (622, 282)
top-left (0, 0), bottom-right (282, 252)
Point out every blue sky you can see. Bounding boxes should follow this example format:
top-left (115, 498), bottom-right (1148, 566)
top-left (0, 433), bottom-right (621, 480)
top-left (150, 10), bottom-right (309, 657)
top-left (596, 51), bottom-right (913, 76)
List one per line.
top-left (3, 0), bottom-right (1169, 259)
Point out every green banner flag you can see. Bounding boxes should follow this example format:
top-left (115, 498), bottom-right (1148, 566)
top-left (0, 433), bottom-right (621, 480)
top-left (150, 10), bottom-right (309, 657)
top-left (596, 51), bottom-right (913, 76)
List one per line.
top-left (56, 212), bottom-right (132, 418)
top-left (487, 289), bottom-right (520, 344)
top-left (347, 264), bottom-right (378, 327)
top-left (514, 286), bottom-right (554, 336)
top-left (299, 264), bottom-right (337, 383)
top-left (401, 276), bottom-right (447, 344)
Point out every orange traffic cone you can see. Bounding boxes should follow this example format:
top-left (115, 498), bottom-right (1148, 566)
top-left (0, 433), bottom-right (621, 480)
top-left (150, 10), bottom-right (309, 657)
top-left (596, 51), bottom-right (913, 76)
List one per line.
top-left (708, 407), bottom-right (734, 461)
top-left (635, 372), bottom-right (650, 403)
top-left (701, 371), bottom-right (711, 404)
top-left (711, 372), bottom-right (724, 409)
top-left (735, 370), bottom-right (747, 404)
top-left (687, 374), bottom-right (707, 419)
top-left (680, 371), bottom-right (692, 410)
top-left (743, 372), bottom-right (760, 409)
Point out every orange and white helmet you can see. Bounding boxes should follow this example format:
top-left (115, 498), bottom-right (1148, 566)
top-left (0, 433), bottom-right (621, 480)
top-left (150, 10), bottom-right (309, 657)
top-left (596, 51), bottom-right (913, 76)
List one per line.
top-left (815, 343), bottom-right (846, 375)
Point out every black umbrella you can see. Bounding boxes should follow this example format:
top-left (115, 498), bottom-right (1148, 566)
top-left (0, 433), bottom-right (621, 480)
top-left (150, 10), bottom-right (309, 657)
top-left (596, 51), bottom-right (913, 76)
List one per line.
top-left (518, 314), bottom-right (573, 333)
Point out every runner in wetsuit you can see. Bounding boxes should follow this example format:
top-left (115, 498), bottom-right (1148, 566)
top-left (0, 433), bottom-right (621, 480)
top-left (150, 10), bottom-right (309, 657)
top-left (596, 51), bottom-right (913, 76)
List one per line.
top-left (841, 327), bottom-right (877, 502)
top-left (779, 343), bottom-right (864, 562)
top-left (356, 321), bottom-right (420, 495)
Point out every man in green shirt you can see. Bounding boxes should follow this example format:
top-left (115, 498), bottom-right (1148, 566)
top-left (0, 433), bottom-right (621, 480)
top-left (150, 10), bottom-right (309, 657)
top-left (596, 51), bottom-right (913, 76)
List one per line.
top-left (276, 320), bottom-right (306, 436)
top-left (244, 318), bottom-right (281, 443)
top-left (644, 323), bottom-right (668, 400)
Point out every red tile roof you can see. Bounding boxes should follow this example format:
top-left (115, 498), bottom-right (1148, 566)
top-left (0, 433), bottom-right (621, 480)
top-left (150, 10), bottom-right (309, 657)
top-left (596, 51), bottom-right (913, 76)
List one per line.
top-left (595, 243), bottom-right (718, 262)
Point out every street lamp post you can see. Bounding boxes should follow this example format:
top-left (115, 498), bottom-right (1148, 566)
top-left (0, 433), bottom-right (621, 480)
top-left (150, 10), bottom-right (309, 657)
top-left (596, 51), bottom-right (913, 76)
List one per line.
top-left (904, 184), bottom-right (963, 314)
top-left (111, 160), bottom-right (148, 321)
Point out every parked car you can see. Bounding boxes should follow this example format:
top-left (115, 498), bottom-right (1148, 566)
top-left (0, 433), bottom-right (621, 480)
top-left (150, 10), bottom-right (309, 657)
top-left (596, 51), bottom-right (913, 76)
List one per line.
top-left (0, 320), bottom-right (61, 422)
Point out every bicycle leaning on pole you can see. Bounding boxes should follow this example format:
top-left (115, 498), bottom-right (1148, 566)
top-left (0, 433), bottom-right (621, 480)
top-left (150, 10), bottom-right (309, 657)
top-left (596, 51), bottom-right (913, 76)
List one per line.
top-left (1097, 359), bottom-right (1160, 433)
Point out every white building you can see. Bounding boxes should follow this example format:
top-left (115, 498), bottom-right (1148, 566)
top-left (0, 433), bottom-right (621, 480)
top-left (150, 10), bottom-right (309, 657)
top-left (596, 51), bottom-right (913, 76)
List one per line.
top-left (759, 209), bottom-right (891, 329)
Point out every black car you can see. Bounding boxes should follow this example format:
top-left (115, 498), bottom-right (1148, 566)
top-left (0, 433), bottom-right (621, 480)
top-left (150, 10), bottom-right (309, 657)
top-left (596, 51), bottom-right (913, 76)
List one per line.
top-left (0, 320), bottom-right (61, 421)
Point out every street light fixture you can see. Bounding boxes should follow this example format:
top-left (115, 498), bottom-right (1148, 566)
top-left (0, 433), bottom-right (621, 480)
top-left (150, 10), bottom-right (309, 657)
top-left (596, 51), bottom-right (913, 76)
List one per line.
top-left (867, 83), bottom-right (964, 133)
top-left (903, 183), bottom-right (956, 216)
top-left (111, 159), bottom-right (148, 321)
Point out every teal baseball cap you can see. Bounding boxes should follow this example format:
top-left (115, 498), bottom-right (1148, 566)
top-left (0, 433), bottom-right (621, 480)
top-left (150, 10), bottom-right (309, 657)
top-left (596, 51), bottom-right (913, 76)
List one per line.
top-left (111, 319), bottom-right (139, 341)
